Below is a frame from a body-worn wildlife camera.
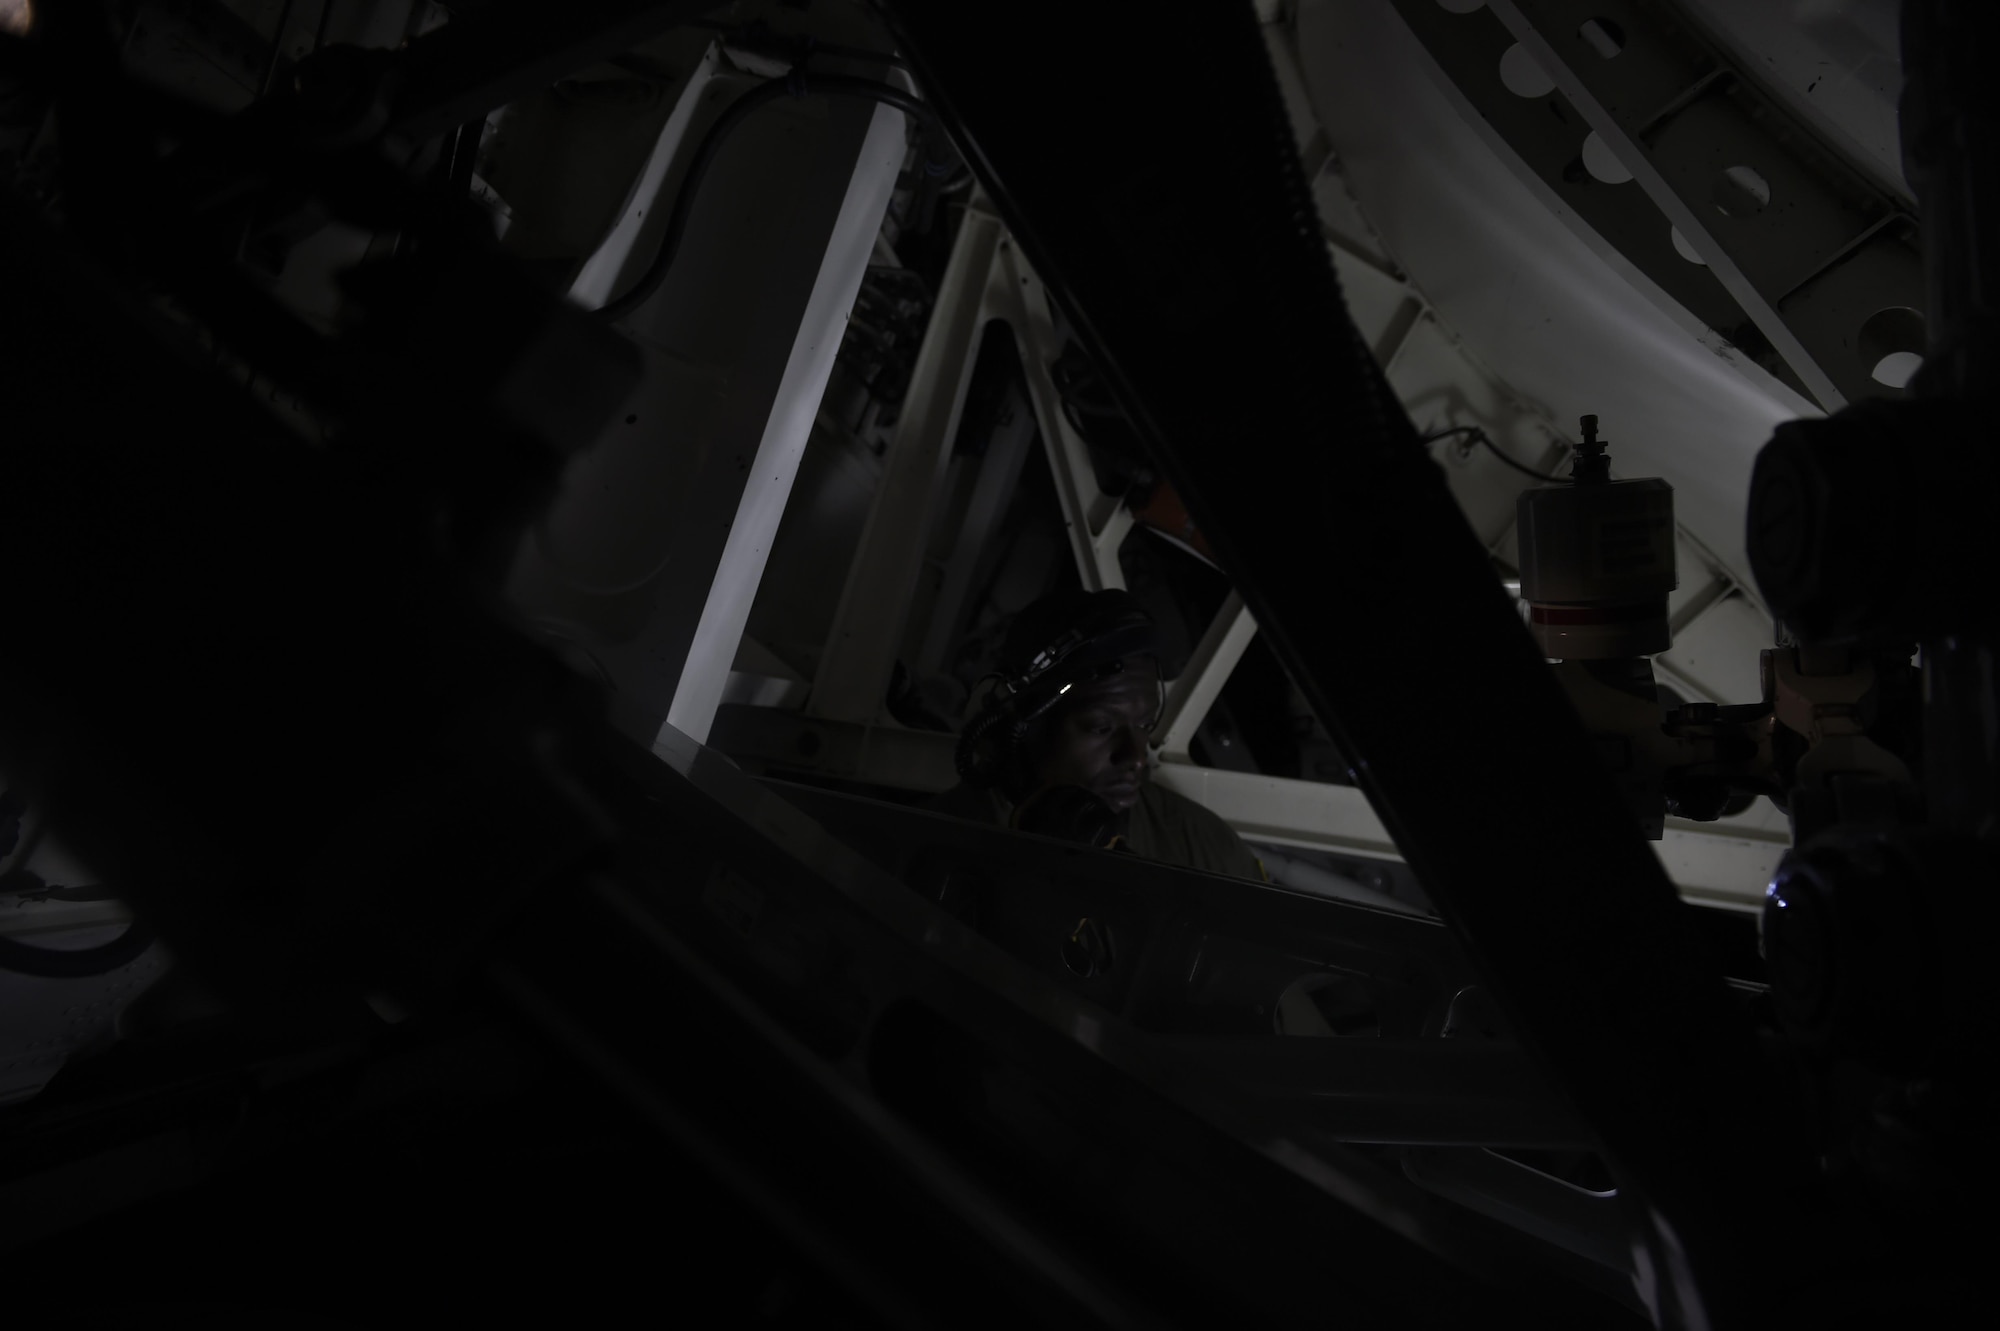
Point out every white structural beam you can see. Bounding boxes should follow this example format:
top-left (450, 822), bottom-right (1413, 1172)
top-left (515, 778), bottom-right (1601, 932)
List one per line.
top-left (1003, 254), bottom-right (1132, 592)
top-left (809, 203), bottom-right (1139, 724)
top-left (506, 55), bottom-right (907, 749)
top-left (1480, 0), bottom-right (1923, 412)
top-left (665, 98), bottom-right (911, 743)
top-left (1153, 592), bottom-right (1259, 759)
top-left (914, 383), bottom-right (1039, 676)
top-left (809, 203), bottom-right (1012, 724)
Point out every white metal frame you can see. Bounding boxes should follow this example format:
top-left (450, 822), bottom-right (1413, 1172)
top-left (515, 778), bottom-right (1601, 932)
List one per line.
top-left (506, 49), bottom-right (913, 749)
top-left (808, 201), bottom-right (1012, 724)
top-left (1153, 593), bottom-right (1259, 761)
top-left (809, 197), bottom-right (1135, 725)
top-left (664, 95), bottom-right (913, 743)
top-left (1011, 262), bottom-right (1135, 593)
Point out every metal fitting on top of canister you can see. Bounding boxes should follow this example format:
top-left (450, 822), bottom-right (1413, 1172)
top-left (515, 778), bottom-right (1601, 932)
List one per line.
top-left (1516, 416), bottom-right (1677, 659)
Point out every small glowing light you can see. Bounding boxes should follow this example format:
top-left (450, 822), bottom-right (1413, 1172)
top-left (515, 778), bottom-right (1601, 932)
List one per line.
top-left (1058, 682), bottom-right (1073, 693)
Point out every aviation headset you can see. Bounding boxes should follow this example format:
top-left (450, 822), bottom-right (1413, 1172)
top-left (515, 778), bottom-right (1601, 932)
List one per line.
top-left (955, 592), bottom-right (1165, 797)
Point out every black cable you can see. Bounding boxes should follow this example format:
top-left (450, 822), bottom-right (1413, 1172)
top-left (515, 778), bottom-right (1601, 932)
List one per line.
top-left (1423, 425), bottom-right (1571, 484)
top-left (596, 75), bottom-right (931, 324)
top-left (0, 919), bottom-right (155, 979)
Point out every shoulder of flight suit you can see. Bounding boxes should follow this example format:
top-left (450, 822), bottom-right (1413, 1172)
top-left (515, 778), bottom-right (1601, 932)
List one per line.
top-left (1129, 781), bottom-right (1266, 881)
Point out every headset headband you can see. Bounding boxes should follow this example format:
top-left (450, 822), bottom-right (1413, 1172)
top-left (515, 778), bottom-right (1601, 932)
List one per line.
top-left (1002, 613), bottom-right (1159, 700)
top-left (956, 602), bottom-right (1163, 793)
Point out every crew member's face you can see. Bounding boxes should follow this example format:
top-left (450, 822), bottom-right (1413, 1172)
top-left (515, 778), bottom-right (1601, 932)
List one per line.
top-left (1028, 666), bottom-right (1161, 812)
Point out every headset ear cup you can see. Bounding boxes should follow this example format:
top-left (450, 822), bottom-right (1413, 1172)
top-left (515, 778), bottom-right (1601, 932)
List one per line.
top-left (956, 707), bottom-right (1007, 788)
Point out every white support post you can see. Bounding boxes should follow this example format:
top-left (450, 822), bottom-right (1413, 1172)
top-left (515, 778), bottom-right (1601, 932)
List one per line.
top-left (1001, 251), bottom-right (1131, 592)
top-left (1481, 0), bottom-right (1922, 412)
top-left (914, 387), bottom-right (1039, 676)
top-left (808, 202), bottom-right (1013, 724)
top-left (506, 61), bottom-right (908, 750)
top-left (811, 214), bottom-right (1148, 723)
top-left (1153, 592), bottom-right (1259, 759)
top-left (661, 100), bottom-right (912, 743)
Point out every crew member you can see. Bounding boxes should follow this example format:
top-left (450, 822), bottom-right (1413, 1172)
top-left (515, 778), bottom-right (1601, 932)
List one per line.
top-left (934, 589), bottom-right (1263, 881)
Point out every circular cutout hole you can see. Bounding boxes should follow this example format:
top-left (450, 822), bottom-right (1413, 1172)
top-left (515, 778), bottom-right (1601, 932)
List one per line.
top-left (1870, 351), bottom-right (1923, 388)
top-left (1579, 17), bottom-right (1625, 59)
top-left (1498, 43), bottom-right (1556, 98)
top-left (1712, 165), bottom-right (1771, 218)
top-left (1581, 131), bottom-right (1633, 183)
top-left (1670, 226), bottom-right (1706, 265)
top-left (1435, 0), bottom-right (1486, 12)
top-left (1857, 306), bottom-right (1926, 388)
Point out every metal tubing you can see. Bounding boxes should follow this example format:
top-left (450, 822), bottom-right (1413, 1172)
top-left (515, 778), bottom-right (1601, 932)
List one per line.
top-left (915, 381), bottom-right (1040, 677)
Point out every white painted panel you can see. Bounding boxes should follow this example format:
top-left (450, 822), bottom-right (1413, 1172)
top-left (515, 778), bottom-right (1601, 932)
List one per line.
top-left (1386, 317), bottom-right (1565, 547)
top-left (1659, 593), bottom-right (1771, 705)
top-left (1666, 532), bottom-right (1727, 624)
top-left (1330, 247), bottom-right (1415, 350)
top-left (1295, 0), bottom-right (1818, 586)
top-left (1677, 0), bottom-right (1908, 203)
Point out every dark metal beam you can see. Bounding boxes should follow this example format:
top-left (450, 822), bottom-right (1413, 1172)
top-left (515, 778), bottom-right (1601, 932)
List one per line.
top-left (881, 1), bottom-right (1814, 1323)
